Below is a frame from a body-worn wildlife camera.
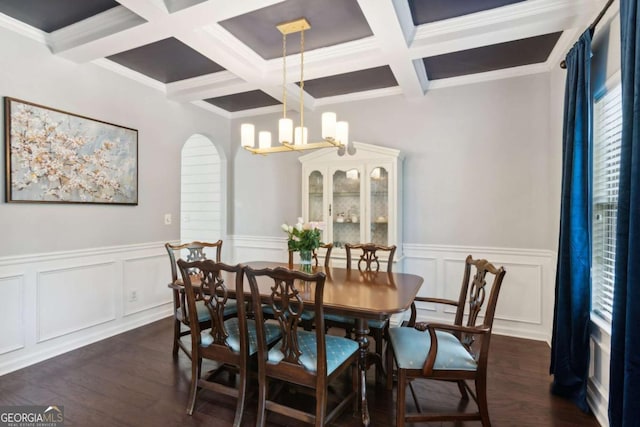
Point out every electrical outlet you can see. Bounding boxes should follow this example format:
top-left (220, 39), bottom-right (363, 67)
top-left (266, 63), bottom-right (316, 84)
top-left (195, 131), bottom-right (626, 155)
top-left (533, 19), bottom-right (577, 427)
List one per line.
top-left (164, 214), bottom-right (172, 225)
top-left (129, 289), bottom-right (138, 302)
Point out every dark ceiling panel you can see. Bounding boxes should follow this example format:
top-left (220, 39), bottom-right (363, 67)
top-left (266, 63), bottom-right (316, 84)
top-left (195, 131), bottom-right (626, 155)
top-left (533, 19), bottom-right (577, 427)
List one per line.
top-left (423, 32), bottom-right (562, 80)
top-left (219, 0), bottom-right (372, 60)
top-left (0, 0), bottom-right (120, 32)
top-left (108, 37), bottom-right (225, 83)
top-left (301, 66), bottom-right (398, 98)
top-left (408, 0), bottom-right (525, 25)
top-left (205, 90), bottom-right (281, 112)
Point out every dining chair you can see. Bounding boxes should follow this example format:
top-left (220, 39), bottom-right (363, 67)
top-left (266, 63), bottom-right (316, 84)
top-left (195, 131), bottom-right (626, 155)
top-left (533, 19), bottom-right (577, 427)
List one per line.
top-left (288, 242), bottom-right (334, 268)
top-left (165, 240), bottom-right (238, 359)
top-left (244, 265), bottom-right (359, 427)
top-left (324, 243), bottom-right (397, 378)
top-left (177, 259), bottom-right (280, 426)
top-left (283, 243), bottom-right (334, 331)
top-left (386, 255), bottom-right (506, 427)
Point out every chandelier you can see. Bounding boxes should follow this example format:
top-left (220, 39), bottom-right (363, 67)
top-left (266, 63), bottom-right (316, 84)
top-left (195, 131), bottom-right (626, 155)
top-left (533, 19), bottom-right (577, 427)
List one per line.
top-left (240, 18), bottom-right (352, 155)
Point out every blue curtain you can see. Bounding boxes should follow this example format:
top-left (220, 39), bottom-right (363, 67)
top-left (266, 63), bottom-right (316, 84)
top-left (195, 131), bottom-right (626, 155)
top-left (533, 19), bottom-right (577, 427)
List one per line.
top-left (550, 29), bottom-right (593, 413)
top-left (609, 1), bottom-right (640, 425)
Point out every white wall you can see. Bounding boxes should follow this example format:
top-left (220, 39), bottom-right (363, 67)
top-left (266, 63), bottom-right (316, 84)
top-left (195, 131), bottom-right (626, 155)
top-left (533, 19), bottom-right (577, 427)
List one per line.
top-left (232, 73), bottom-right (556, 250)
top-left (0, 27), bottom-right (229, 374)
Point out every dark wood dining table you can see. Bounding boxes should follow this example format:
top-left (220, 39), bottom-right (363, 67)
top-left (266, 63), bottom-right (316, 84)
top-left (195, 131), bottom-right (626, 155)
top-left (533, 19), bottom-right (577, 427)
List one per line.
top-left (241, 261), bottom-right (424, 427)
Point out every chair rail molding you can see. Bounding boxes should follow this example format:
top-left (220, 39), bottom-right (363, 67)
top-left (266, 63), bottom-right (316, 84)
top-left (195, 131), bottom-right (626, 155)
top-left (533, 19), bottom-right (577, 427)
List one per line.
top-left (0, 241), bottom-right (172, 375)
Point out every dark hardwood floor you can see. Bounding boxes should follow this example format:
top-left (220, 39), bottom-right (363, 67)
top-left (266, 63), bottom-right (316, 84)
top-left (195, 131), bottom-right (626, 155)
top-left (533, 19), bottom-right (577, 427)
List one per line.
top-left (0, 318), bottom-right (600, 426)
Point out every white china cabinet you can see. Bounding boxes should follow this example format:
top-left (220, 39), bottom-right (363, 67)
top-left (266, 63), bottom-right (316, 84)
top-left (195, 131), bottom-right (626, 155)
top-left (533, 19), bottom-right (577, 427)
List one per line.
top-left (299, 142), bottom-right (403, 258)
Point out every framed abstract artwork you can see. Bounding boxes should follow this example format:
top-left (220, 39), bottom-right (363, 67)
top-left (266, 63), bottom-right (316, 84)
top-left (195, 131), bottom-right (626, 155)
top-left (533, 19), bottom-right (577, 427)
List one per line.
top-left (4, 97), bottom-right (138, 205)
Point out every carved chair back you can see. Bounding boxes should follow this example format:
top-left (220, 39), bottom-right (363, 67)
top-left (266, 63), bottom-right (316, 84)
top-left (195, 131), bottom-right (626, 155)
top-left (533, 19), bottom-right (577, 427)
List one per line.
top-left (345, 243), bottom-right (396, 273)
top-left (288, 243), bottom-right (334, 268)
top-left (177, 259), bottom-right (243, 345)
top-left (165, 240), bottom-right (223, 358)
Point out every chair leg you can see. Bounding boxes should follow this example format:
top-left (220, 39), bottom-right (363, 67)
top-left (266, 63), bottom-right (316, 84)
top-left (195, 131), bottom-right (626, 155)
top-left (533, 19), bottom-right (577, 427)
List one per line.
top-left (408, 382), bottom-right (420, 413)
top-left (186, 355), bottom-right (201, 415)
top-left (476, 377), bottom-right (491, 427)
top-left (396, 369), bottom-right (406, 427)
top-left (386, 342), bottom-right (394, 390)
top-left (256, 376), bottom-right (267, 427)
top-left (457, 380), bottom-right (469, 400)
top-left (374, 329), bottom-right (384, 380)
top-left (301, 318), bottom-right (314, 331)
top-left (232, 367), bottom-right (247, 427)
top-left (352, 364), bottom-right (359, 414)
top-left (173, 319), bottom-right (181, 358)
top-left (315, 387), bottom-right (327, 427)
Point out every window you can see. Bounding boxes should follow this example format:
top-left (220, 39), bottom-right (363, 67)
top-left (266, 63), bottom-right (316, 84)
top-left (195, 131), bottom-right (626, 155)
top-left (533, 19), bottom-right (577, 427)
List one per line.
top-left (592, 81), bottom-right (622, 323)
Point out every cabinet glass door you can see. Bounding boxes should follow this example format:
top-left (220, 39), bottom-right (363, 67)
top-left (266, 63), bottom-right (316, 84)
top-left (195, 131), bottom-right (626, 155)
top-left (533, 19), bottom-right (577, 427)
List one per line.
top-left (308, 170), bottom-right (324, 222)
top-left (370, 166), bottom-right (389, 245)
top-left (332, 168), bottom-right (361, 249)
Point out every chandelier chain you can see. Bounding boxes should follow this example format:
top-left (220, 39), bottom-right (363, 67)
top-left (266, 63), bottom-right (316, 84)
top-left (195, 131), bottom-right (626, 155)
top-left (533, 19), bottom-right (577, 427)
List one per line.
top-left (282, 33), bottom-right (287, 118)
top-left (300, 28), bottom-right (304, 131)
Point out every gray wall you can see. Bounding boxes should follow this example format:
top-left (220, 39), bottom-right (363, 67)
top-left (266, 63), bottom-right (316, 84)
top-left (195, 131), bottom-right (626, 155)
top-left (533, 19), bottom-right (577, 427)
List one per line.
top-left (232, 73), bottom-right (557, 251)
top-left (0, 22), bottom-right (559, 256)
top-left (0, 27), bottom-right (230, 257)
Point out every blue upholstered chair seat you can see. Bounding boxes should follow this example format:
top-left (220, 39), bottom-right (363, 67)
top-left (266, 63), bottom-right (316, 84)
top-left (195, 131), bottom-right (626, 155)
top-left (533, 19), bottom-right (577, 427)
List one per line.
top-left (267, 331), bottom-right (359, 374)
top-left (177, 299), bottom-right (238, 323)
top-left (200, 317), bottom-right (281, 354)
top-left (324, 313), bottom-right (387, 329)
top-left (388, 326), bottom-right (477, 371)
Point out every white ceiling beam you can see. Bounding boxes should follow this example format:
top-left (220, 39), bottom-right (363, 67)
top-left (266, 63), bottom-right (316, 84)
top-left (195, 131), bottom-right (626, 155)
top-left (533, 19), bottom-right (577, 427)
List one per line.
top-left (411, 0), bottom-right (597, 59)
top-left (52, 0), bottom-right (285, 62)
top-left (115, 0), bottom-right (169, 21)
top-left (357, 0), bottom-right (426, 101)
top-left (262, 37), bottom-right (385, 81)
top-left (49, 6), bottom-right (150, 55)
top-left (427, 62), bottom-right (549, 90)
top-left (92, 57), bottom-right (166, 92)
top-left (0, 11), bottom-right (47, 44)
top-left (166, 71), bottom-right (255, 102)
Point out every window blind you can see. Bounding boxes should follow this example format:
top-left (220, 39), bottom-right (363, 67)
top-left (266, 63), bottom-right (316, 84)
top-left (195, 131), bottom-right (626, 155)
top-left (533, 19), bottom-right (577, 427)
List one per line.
top-left (592, 82), bottom-right (622, 322)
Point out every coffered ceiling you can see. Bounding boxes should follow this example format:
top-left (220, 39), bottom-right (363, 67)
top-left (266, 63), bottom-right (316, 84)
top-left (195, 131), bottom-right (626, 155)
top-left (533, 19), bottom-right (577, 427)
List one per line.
top-left (0, 0), bottom-right (604, 118)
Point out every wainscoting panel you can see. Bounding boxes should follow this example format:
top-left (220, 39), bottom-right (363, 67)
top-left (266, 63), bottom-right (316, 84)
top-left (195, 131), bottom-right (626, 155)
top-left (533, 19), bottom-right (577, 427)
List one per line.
top-left (0, 274), bottom-right (25, 355)
top-left (0, 242), bottom-right (173, 375)
top-left (442, 258), bottom-right (467, 313)
top-left (399, 244), bottom-right (555, 342)
top-left (37, 262), bottom-right (118, 343)
top-left (229, 235), bottom-right (288, 265)
top-left (228, 237), bottom-right (557, 342)
top-left (588, 318), bottom-right (611, 427)
top-left (493, 262), bottom-right (542, 325)
top-left (403, 256), bottom-right (437, 313)
top-left (123, 254), bottom-right (172, 316)
top-left (0, 238), bottom-right (557, 377)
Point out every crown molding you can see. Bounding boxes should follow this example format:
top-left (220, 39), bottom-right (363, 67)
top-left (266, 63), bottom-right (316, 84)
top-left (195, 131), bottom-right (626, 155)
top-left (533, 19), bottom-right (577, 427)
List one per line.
top-left (91, 58), bottom-right (166, 92)
top-left (49, 6), bottom-right (146, 55)
top-left (0, 12), bottom-right (47, 44)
